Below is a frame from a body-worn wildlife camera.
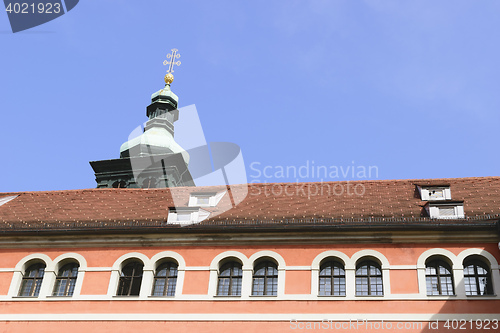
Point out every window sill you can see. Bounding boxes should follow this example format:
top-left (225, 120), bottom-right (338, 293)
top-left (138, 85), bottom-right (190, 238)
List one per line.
top-left (465, 294), bottom-right (496, 298)
top-left (12, 296), bottom-right (39, 299)
top-left (249, 294), bottom-right (277, 297)
top-left (148, 295), bottom-right (175, 298)
top-left (214, 295), bottom-right (241, 298)
top-left (318, 294), bottom-right (346, 297)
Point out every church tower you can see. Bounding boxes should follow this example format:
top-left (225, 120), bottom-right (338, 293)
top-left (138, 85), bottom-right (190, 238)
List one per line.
top-left (90, 49), bottom-right (194, 188)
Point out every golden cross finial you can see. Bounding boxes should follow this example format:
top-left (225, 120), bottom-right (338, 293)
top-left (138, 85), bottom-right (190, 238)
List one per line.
top-left (163, 48), bottom-right (181, 84)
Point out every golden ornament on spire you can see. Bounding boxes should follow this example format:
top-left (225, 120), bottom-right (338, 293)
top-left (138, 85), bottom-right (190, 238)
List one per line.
top-left (164, 73), bottom-right (174, 84)
top-left (163, 48), bottom-right (181, 84)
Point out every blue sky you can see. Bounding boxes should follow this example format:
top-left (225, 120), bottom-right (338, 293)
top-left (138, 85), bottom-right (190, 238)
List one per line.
top-left (1, 0), bottom-right (499, 192)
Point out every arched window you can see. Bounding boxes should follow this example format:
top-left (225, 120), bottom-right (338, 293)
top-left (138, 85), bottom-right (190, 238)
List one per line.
top-left (356, 260), bottom-right (383, 296)
top-left (112, 180), bottom-right (127, 188)
top-left (117, 261), bottom-right (143, 296)
top-left (18, 263), bottom-right (45, 297)
top-left (426, 259), bottom-right (454, 296)
top-left (319, 260), bottom-right (346, 296)
top-left (464, 259), bottom-right (493, 296)
top-left (152, 262), bottom-right (178, 296)
top-left (252, 260), bottom-right (278, 296)
top-left (52, 263), bottom-right (79, 296)
top-left (142, 177), bottom-right (157, 189)
top-left (217, 261), bottom-right (243, 296)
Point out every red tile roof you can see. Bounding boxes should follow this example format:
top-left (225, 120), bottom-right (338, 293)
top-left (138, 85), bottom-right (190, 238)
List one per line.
top-left (0, 177), bottom-right (499, 232)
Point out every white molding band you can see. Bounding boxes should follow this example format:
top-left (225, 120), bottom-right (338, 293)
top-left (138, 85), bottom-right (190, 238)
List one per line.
top-left (1, 293), bottom-right (498, 301)
top-left (0, 313), bottom-right (498, 322)
top-left (84, 267), bottom-right (113, 272)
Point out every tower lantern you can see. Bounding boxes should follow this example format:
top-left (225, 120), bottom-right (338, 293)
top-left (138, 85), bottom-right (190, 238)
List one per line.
top-left (90, 49), bottom-right (194, 189)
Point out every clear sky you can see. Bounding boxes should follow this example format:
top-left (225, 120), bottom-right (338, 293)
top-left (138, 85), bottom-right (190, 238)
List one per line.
top-left (1, 0), bottom-right (499, 192)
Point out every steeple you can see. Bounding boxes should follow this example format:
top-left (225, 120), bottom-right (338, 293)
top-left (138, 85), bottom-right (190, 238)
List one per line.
top-left (90, 49), bottom-right (194, 189)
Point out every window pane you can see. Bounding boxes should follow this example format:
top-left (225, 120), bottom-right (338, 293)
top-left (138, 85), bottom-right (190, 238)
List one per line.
top-left (168, 266), bottom-right (178, 277)
top-left (439, 207), bottom-right (455, 216)
top-left (19, 264), bottom-right (45, 297)
top-left (252, 277), bottom-right (264, 295)
top-left (463, 260), bottom-right (493, 296)
top-left (19, 280), bottom-right (33, 297)
top-left (152, 279), bottom-right (166, 296)
top-left (177, 213), bottom-right (191, 221)
top-left (320, 266), bottom-right (331, 276)
top-left (253, 261), bottom-right (278, 296)
top-left (53, 280), bottom-right (67, 296)
top-left (319, 277), bottom-right (331, 295)
top-left (231, 277), bottom-right (242, 296)
top-left (33, 279), bottom-right (42, 297)
top-left (118, 262), bottom-right (144, 296)
top-left (130, 277), bottom-right (142, 295)
top-left (117, 277), bottom-right (131, 295)
top-left (151, 263), bottom-right (177, 296)
top-left (267, 266), bottom-right (278, 275)
top-left (156, 268), bottom-right (167, 277)
top-left (67, 279), bottom-right (76, 296)
top-left (464, 276), bottom-right (476, 296)
top-left (426, 266), bottom-right (436, 275)
top-left (439, 265), bottom-right (450, 275)
top-left (464, 265), bottom-right (475, 275)
top-left (426, 260), bottom-right (454, 296)
top-left (196, 196), bottom-right (210, 205)
top-left (267, 277), bottom-right (278, 295)
top-left (53, 264), bottom-right (79, 296)
top-left (166, 277), bottom-right (177, 296)
top-left (217, 262), bottom-right (242, 296)
top-left (319, 261), bottom-right (345, 296)
top-left (356, 261), bottom-right (382, 296)
top-left (218, 277), bottom-right (230, 296)
top-left (356, 277), bottom-right (368, 295)
top-left (254, 267), bottom-right (266, 276)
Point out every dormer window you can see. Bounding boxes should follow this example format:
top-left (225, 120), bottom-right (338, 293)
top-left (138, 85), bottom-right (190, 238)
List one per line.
top-left (188, 191), bottom-right (226, 207)
top-left (195, 195), bottom-right (210, 206)
top-left (176, 212), bottom-right (192, 222)
top-left (426, 202), bottom-right (465, 219)
top-left (438, 207), bottom-right (455, 217)
top-left (429, 188), bottom-right (445, 200)
top-left (167, 208), bottom-right (210, 225)
top-left (418, 186), bottom-right (451, 201)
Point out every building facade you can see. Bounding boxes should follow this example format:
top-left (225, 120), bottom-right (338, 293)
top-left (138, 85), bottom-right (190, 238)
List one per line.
top-left (0, 178), bottom-right (499, 332)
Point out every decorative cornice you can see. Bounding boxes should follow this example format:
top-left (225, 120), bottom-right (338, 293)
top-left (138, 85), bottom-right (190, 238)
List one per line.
top-left (0, 229), bottom-right (498, 249)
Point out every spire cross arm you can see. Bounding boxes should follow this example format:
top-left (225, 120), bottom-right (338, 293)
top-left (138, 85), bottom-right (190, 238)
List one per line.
top-left (163, 48), bottom-right (181, 73)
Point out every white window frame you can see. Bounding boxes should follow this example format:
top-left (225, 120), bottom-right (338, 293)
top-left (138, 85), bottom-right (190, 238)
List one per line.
top-left (427, 203), bottom-right (465, 219)
top-left (188, 191), bottom-right (226, 207)
top-left (418, 186), bottom-right (451, 201)
top-left (167, 208), bottom-right (210, 225)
